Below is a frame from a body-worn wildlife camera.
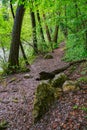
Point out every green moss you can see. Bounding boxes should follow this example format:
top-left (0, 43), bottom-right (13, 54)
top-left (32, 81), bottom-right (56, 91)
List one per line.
top-left (33, 73), bottom-right (68, 123)
top-left (33, 82), bottom-right (55, 123)
top-left (0, 120), bottom-right (8, 129)
top-left (54, 88), bottom-right (63, 99)
top-left (62, 80), bottom-right (80, 92)
top-left (69, 66), bottom-right (77, 74)
top-left (51, 73), bottom-right (67, 88)
top-left (78, 76), bottom-right (87, 84)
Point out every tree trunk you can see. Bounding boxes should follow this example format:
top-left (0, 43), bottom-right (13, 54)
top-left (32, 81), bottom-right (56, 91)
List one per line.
top-left (43, 14), bottom-right (51, 42)
top-left (8, 3), bottom-right (25, 69)
top-left (37, 10), bottom-right (45, 42)
top-left (10, 0), bottom-right (29, 66)
top-left (30, 9), bottom-right (38, 54)
top-left (53, 25), bottom-right (59, 43)
top-left (64, 4), bottom-right (68, 38)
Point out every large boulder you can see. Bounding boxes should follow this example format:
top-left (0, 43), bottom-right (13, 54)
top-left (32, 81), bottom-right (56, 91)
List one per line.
top-left (62, 80), bottom-right (80, 92)
top-left (33, 82), bottom-right (55, 123)
top-left (51, 73), bottom-right (67, 88)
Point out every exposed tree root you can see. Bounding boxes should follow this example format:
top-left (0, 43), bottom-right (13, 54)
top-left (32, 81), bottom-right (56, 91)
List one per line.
top-left (37, 59), bottom-right (87, 80)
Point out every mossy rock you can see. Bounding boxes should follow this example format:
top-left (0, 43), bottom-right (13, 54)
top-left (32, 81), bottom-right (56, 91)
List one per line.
top-left (0, 120), bottom-right (8, 130)
top-left (62, 80), bottom-right (80, 92)
top-left (33, 82), bottom-right (55, 123)
top-left (54, 88), bottom-right (63, 99)
top-left (44, 54), bottom-right (53, 59)
top-left (51, 73), bottom-right (67, 88)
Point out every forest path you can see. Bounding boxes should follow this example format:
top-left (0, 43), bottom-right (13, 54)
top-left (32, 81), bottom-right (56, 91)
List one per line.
top-left (0, 42), bottom-right (87, 130)
top-left (0, 42), bottom-right (68, 129)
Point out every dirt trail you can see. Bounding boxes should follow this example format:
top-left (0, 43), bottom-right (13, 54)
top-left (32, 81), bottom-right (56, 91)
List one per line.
top-left (0, 42), bottom-right (87, 130)
top-left (0, 42), bottom-right (68, 130)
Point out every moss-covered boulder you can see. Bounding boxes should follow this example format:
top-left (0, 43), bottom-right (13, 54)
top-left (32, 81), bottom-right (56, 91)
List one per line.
top-left (51, 73), bottom-right (67, 88)
top-left (44, 54), bottom-right (53, 59)
top-left (33, 82), bottom-right (55, 123)
top-left (62, 80), bottom-right (80, 92)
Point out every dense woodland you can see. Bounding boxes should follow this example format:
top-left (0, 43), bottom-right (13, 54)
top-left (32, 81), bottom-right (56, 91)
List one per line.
top-left (0, 0), bottom-right (87, 73)
top-left (0, 0), bottom-right (87, 130)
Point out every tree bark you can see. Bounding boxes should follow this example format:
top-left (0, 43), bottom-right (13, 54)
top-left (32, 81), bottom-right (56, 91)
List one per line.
top-left (10, 0), bottom-right (29, 66)
top-left (37, 10), bottom-right (45, 42)
top-left (53, 25), bottom-right (59, 43)
top-left (43, 14), bottom-right (51, 42)
top-left (30, 9), bottom-right (38, 54)
top-left (8, 3), bottom-right (25, 69)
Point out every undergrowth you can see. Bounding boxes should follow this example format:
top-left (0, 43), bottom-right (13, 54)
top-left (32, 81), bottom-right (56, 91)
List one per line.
top-left (64, 33), bottom-right (87, 61)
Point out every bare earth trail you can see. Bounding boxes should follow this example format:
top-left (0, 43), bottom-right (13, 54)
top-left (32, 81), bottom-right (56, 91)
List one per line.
top-left (0, 42), bottom-right (87, 130)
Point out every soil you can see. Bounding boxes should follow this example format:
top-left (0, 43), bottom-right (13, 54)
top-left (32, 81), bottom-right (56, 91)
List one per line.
top-left (0, 42), bottom-right (87, 130)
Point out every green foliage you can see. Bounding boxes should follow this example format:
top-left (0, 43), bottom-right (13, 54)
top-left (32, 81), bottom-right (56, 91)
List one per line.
top-left (73, 105), bottom-right (87, 113)
top-left (63, 0), bottom-right (87, 61)
top-left (0, 7), bottom-right (13, 73)
top-left (0, 8), bottom-right (12, 49)
top-left (58, 29), bottom-right (65, 44)
top-left (80, 107), bottom-right (87, 112)
top-left (78, 76), bottom-right (87, 84)
top-left (73, 105), bottom-right (78, 110)
top-left (0, 0), bottom-right (87, 72)
top-left (64, 33), bottom-right (87, 61)
top-left (0, 59), bottom-right (8, 75)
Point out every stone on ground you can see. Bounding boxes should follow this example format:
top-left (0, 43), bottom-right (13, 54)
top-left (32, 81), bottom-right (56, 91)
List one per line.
top-left (62, 80), bottom-right (80, 92)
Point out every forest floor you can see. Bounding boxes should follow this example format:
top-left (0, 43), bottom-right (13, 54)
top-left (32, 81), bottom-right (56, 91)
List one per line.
top-left (0, 42), bottom-right (87, 130)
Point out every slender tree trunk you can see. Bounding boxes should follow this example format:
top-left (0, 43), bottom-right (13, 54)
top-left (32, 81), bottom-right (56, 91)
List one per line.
top-left (19, 41), bottom-right (29, 65)
top-left (64, 5), bottom-right (68, 38)
top-left (10, 0), bottom-right (15, 19)
top-left (37, 10), bottom-right (45, 42)
top-left (53, 25), bottom-right (59, 43)
top-left (8, 3), bottom-right (25, 70)
top-left (30, 9), bottom-right (38, 54)
top-left (43, 14), bottom-right (51, 42)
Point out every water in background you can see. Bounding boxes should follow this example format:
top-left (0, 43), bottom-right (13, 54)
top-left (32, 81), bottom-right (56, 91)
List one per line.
top-left (0, 48), bottom-right (8, 71)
